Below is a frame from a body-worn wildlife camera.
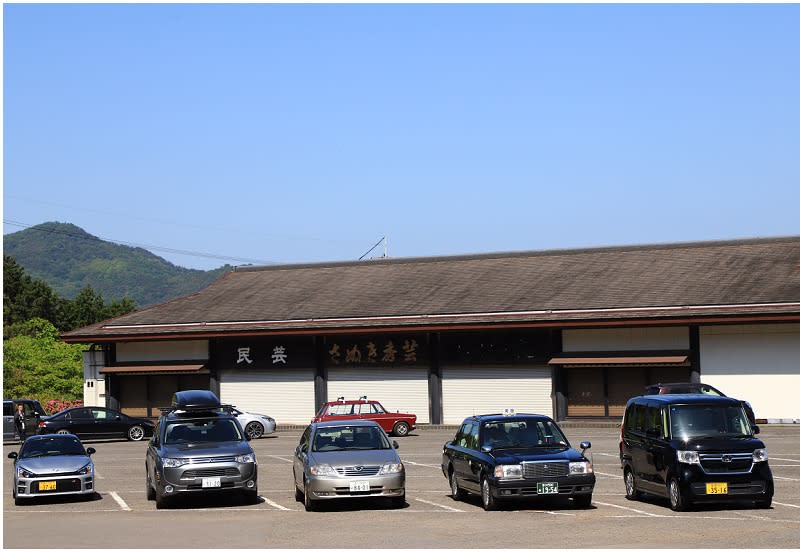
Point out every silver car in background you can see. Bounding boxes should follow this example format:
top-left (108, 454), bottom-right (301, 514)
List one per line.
top-left (293, 419), bottom-right (405, 511)
top-left (229, 407), bottom-right (276, 439)
top-left (8, 434), bottom-right (97, 505)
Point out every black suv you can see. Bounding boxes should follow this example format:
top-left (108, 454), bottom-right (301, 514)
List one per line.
top-left (620, 394), bottom-right (773, 511)
top-left (145, 390), bottom-right (258, 509)
top-left (441, 413), bottom-right (595, 510)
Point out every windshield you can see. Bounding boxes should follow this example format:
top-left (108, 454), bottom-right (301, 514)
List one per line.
top-left (312, 426), bottom-right (391, 452)
top-left (165, 419), bottom-right (243, 444)
top-left (669, 404), bottom-right (752, 440)
top-left (21, 438), bottom-right (86, 458)
top-left (481, 419), bottom-right (568, 449)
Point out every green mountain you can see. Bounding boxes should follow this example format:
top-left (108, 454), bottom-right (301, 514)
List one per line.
top-left (3, 222), bottom-right (232, 307)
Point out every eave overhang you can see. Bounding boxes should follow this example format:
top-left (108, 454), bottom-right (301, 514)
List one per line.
top-left (60, 302), bottom-right (800, 343)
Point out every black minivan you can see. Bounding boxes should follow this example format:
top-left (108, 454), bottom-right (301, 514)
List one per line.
top-left (620, 394), bottom-right (773, 511)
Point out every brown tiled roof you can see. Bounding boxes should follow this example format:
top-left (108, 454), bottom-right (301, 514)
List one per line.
top-left (61, 237), bottom-right (800, 342)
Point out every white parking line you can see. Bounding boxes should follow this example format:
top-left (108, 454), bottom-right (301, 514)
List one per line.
top-left (593, 471), bottom-right (622, 478)
top-left (773, 501), bottom-right (800, 509)
top-left (592, 500), bottom-right (663, 517)
top-left (262, 497), bottom-right (292, 511)
top-left (414, 498), bottom-right (464, 512)
top-left (109, 491), bottom-right (131, 511)
top-left (405, 461), bottom-right (440, 468)
top-left (264, 455), bottom-right (293, 464)
top-left (773, 476), bottom-right (800, 481)
top-left (770, 457), bottom-right (800, 463)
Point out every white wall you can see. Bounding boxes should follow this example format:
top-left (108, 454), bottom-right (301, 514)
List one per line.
top-left (116, 340), bottom-right (209, 362)
top-left (700, 324), bottom-right (800, 422)
top-left (563, 327), bottom-right (689, 351)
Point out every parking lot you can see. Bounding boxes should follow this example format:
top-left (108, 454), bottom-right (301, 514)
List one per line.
top-left (4, 425), bottom-right (800, 548)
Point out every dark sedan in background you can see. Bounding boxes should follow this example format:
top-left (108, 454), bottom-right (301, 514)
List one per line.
top-left (442, 412), bottom-right (595, 510)
top-left (38, 406), bottom-right (154, 441)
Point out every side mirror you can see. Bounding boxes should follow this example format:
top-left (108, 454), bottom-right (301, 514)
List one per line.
top-left (244, 433), bottom-right (251, 441)
top-left (86, 447), bottom-right (96, 455)
top-left (299, 443), bottom-right (308, 454)
top-left (393, 440), bottom-right (399, 449)
top-left (8, 452), bottom-right (18, 459)
top-left (752, 425), bottom-right (760, 434)
top-left (580, 441), bottom-right (591, 452)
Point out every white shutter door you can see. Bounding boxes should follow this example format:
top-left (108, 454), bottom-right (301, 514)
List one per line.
top-left (441, 365), bottom-right (552, 424)
top-left (327, 367), bottom-right (430, 424)
top-left (220, 369), bottom-right (315, 425)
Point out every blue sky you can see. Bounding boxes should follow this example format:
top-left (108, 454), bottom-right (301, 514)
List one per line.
top-left (4, 3), bottom-right (799, 271)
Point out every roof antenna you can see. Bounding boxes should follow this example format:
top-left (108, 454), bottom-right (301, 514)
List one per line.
top-left (359, 236), bottom-right (387, 260)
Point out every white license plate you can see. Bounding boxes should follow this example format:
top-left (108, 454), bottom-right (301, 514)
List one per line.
top-left (349, 480), bottom-right (370, 492)
top-left (537, 482), bottom-right (559, 495)
top-left (202, 477), bottom-right (222, 488)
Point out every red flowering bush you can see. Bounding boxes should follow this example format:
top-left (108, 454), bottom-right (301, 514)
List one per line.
top-left (45, 399), bottom-right (83, 414)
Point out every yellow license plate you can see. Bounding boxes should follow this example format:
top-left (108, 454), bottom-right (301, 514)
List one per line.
top-left (706, 482), bottom-right (728, 495)
top-left (38, 480), bottom-right (57, 492)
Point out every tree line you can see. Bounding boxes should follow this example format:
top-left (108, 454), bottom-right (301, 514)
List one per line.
top-left (3, 255), bottom-right (137, 404)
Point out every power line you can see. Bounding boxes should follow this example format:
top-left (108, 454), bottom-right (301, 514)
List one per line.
top-left (3, 220), bottom-right (273, 266)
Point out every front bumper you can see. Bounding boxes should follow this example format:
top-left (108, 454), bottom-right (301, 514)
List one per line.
top-left (489, 474), bottom-right (596, 500)
top-left (678, 463), bottom-right (773, 504)
top-left (306, 472), bottom-right (405, 501)
top-left (14, 473), bottom-right (94, 500)
top-left (159, 462), bottom-right (258, 494)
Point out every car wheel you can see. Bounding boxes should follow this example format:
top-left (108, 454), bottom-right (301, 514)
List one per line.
top-left (146, 472), bottom-right (155, 501)
top-left (481, 476), bottom-right (498, 511)
top-left (755, 497), bottom-right (772, 509)
top-left (573, 494), bottom-right (592, 508)
top-left (391, 493), bottom-right (405, 508)
top-left (295, 484), bottom-right (304, 502)
top-left (14, 496), bottom-right (24, 506)
top-left (242, 489), bottom-right (259, 505)
top-left (668, 477), bottom-right (688, 512)
top-left (56, 429), bottom-right (71, 435)
top-left (245, 421), bottom-right (264, 440)
top-left (624, 468), bottom-right (641, 501)
top-left (303, 480), bottom-right (316, 512)
top-left (127, 425), bottom-right (145, 441)
top-left (392, 422), bottom-right (410, 437)
top-left (450, 469), bottom-right (466, 500)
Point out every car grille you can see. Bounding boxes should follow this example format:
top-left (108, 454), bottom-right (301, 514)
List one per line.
top-left (699, 452), bottom-right (753, 474)
top-left (184, 456), bottom-right (238, 464)
top-left (522, 461), bottom-right (569, 478)
top-left (181, 468), bottom-right (240, 479)
top-left (335, 465), bottom-right (381, 477)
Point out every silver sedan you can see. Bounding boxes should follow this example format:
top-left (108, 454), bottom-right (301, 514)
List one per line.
top-left (230, 408), bottom-right (276, 439)
top-left (293, 419), bottom-right (405, 511)
top-left (8, 434), bottom-right (97, 505)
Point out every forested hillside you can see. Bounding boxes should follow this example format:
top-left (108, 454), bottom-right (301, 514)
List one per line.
top-left (4, 222), bottom-right (231, 307)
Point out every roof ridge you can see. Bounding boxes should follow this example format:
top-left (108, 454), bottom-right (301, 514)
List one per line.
top-left (232, 235), bottom-right (800, 273)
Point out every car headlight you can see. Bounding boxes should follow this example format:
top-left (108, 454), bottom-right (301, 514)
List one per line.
top-left (494, 464), bottom-right (523, 479)
top-left (310, 464), bottom-right (337, 476)
top-left (236, 453), bottom-right (256, 464)
top-left (163, 457), bottom-right (190, 468)
top-left (76, 463), bottom-right (93, 475)
top-left (677, 451), bottom-right (700, 464)
top-left (378, 462), bottom-right (404, 475)
top-left (753, 448), bottom-right (768, 463)
top-left (17, 467), bottom-right (35, 478)
top-left (569, 461), bottom-right (593, 474)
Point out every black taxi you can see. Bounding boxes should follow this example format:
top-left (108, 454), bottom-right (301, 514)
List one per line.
top-left (441, 411), bottom-right (595, 510)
